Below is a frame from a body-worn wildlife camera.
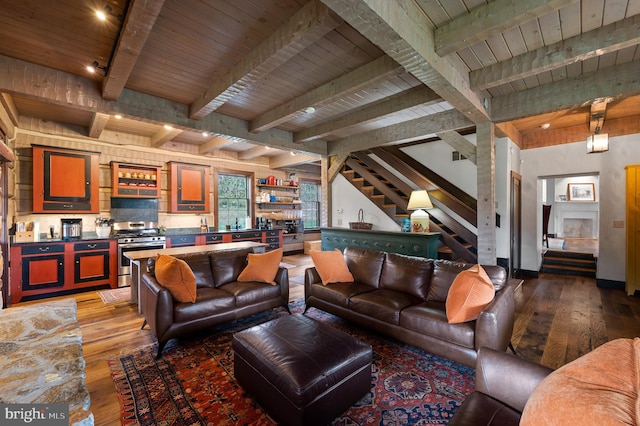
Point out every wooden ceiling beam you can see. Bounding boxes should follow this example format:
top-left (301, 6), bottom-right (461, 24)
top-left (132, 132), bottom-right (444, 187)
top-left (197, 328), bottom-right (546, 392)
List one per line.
top-left (521, 115), bottom-right (640, 149)
top-left (470, 14), bottom-right (640, 91)
top-left (150, 127), bottom-right (182, 148)
top-left (0, 55), bottom-right (327, 156)
top-left (269, 152), bottom-right (319, 169)
top-left (102, 0), bottom-right (165, 101)
top-left (327, 109), bottom-right (473, 156)
top-left (434, 0), bottom-right (577, 56)
top-left (322, 0), bottom-right (489, 124)
top-left (250, 55), bottom-right (405, 132)
top-left (199, 137), bottom-right (235, 155)
top-left (294, 85), bottom-right (441, 143)
top-left (436, 130), bottom-right (477, 164)
top-left (189, 0), bottom-right (339, 119)
top-left (239, 145), bottom-right (273, 160)
top-left (0, 93), bottom-right (19, 138)
top-left (88, 112), bottom-right (110, 139)
top-left (491, 60), bottom-right (640, 123)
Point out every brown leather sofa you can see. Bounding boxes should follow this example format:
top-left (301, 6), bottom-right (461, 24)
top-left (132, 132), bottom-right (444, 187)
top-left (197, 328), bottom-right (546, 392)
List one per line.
top-left (448, 347), bottom-right (553, 425)
top-left (140, 248), bottom-right (290, 356)
top-left (303, 247), bottom-right (514, 368)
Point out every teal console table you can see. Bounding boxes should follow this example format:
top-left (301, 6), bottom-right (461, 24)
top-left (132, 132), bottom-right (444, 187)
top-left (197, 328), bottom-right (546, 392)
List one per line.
top-left (321, 228), bottom-right (439, 259)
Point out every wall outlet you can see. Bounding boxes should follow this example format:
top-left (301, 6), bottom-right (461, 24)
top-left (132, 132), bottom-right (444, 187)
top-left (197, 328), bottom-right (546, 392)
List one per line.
top-left (613, 220), bottom-right (624, 228)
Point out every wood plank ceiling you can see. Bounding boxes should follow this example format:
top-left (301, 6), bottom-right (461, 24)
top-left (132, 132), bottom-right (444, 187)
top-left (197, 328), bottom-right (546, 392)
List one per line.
top-left (0, 0), bottom-right (638, 171)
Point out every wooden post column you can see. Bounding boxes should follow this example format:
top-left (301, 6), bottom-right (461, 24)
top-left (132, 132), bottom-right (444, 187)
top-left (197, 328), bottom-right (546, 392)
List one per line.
top-left (476, 122), bottom-right (497, 265)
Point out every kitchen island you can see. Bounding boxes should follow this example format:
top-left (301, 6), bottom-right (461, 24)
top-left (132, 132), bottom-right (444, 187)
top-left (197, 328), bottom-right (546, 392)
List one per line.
top-left (124, 241), bottom-right (268, 312)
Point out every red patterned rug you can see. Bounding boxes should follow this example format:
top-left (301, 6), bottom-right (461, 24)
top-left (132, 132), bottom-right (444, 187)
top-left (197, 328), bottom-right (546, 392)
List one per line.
top-left (108, 302), bottom-right (475, 425)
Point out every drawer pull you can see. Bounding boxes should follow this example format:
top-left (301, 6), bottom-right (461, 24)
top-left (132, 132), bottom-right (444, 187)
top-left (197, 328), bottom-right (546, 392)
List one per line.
top-left (39, 247), bottom-right (50, 252)
top-left (88, 244), bottom-right (97, 249)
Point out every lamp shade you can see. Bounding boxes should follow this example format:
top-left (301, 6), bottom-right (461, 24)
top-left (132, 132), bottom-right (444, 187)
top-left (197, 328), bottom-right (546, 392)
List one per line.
top-left (586, 133), bottom-right (608, 153)
top-left (407, 190), bottom-right (433, 210)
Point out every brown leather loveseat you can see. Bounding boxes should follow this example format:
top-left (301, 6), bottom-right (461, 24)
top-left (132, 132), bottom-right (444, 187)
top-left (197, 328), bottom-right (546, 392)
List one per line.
top-left (140, 248), bottom-right (290, 356)
top-left (303, 247), bottom-right (514, 368)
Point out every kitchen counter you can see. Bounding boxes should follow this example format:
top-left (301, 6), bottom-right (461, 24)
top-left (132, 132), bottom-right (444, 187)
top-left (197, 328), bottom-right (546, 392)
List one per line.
top-left (10, 234), bottom-right (116, 245)
top-left (164, 227), bottom-right (267, 236)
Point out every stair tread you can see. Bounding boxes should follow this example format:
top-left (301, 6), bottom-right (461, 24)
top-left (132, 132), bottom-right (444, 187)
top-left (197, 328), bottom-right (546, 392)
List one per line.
top-left (543, 256), bottom-right (596, 264)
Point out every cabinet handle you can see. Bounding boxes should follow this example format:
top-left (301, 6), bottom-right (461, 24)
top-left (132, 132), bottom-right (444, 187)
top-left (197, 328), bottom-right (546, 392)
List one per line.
top-left (63, 204), bottom-right (73, 209)
top-left (88, 244), bottom-right (97, 249)
top-left (39, 247), bottom-right (50, 252)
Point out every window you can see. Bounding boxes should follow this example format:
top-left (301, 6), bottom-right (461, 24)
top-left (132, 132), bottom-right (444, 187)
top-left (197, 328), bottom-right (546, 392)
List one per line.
top-left (217, 173), bottom-right (251, 230)
top-left (300, 180), bottom-right (321, 229)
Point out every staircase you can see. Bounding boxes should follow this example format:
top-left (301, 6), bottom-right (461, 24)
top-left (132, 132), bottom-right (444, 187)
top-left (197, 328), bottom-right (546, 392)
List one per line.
top-left (340, 150), bottom-right (478, 262)
top-left (540, 250), bottom-right (597, 277)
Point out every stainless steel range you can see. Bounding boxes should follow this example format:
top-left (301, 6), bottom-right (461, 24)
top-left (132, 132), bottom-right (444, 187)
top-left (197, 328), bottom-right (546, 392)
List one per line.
top-left (113, 221), bottom-right (166, 287)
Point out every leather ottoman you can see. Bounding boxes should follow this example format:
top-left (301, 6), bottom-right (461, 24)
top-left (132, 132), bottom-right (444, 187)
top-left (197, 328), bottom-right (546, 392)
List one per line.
top-left (232, 314), bottom-right (372, 426)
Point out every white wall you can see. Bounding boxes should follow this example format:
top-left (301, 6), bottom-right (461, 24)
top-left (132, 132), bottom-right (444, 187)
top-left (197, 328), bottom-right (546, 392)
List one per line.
top-left (520, 134), bottom-right (639, 281)
top-left (331, 174), bottom-right (400, 231)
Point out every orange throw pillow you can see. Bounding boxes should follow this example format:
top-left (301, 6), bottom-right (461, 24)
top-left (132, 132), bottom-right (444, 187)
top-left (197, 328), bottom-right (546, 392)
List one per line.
top-left (309, 249), bottom-right (354, 285)
top-left (445, 264), bottom-right (495, 323)
top-left (155, 254), bottom-right (197, 303)
top-left (237, 248), bottom-right (283, 285)
top-left (521, 338), bottom-right (639, 425)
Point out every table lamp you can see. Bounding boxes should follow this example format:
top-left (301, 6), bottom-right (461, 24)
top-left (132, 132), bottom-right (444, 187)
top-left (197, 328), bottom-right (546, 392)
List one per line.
top-left (407, 190), bottom-right (432, 232)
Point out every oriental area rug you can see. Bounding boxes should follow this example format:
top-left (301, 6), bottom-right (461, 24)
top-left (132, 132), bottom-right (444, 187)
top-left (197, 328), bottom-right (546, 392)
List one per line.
top-left (108, 303), bottom-right (474, 425)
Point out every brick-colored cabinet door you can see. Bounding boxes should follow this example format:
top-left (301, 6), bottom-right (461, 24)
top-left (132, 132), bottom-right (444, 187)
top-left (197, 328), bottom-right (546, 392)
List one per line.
top-left (33, 145), bottom-right (99, 213)
top-left (169, 162), bottom-right (211, 213)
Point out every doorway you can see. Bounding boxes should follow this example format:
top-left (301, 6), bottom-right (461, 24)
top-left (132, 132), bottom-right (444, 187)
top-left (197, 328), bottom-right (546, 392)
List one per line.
top-left (510, 171), bottom-right (522, 278)
top-left (540, 174), bottom-right (600, 257)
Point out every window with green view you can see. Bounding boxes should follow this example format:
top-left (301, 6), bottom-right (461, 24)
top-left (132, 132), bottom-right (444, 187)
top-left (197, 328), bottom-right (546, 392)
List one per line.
top-left (217, 173), bottom-right (251, 230)
top-left (300, 180), bottom-right (321, 229)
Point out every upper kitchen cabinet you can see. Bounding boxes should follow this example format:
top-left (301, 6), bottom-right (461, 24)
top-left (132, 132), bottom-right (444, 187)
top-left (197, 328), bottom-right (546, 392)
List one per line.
top-left (111, 162), bottom-right (161, 198)
top-left (32, 145), bottom-right (99, 213)
top-left (169, 161), bottom-right (210, 213)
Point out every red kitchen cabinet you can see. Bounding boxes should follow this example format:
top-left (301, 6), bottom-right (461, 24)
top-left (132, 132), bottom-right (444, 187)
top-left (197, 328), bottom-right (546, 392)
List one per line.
top-left (32, 145), bottom-right (100, 213)
top-left (169, 162), bottom-right (210, 213)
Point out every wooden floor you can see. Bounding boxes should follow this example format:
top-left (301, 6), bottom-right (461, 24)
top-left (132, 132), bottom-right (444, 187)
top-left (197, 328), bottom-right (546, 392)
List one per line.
top-left (13, 254), bottom-right (640, 425)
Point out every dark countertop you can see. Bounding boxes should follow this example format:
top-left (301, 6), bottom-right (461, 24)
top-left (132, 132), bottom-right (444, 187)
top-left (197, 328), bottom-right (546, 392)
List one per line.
top-left (11, 234), bottom-right (116, 245)
top-left (164, 227), bottom-right (276, 236)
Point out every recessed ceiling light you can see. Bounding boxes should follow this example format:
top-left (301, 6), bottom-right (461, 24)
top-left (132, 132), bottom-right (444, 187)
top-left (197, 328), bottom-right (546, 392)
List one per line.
top-left (541, 123), bottom-right (551, 129)
top-left (290, 151), bottom-right (296, 156)
top-left (114, 114), bottom-right (122, 119)
top-left (95, 10), bottom-right (107, 21)
top-left (303, 106), bottom-right (316, 114)
top-left (86, 64), bottom-right (96, 73)
top-left (164, 124), bottom-right (173, 130)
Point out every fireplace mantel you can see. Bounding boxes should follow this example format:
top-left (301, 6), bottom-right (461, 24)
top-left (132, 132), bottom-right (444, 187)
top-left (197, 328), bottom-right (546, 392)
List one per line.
top-left (555, 201), bottom-right (599, 238)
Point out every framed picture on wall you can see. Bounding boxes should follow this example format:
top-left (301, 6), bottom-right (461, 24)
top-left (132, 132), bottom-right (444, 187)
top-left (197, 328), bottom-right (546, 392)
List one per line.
top-left (568, 183), bottom-right (596, 201)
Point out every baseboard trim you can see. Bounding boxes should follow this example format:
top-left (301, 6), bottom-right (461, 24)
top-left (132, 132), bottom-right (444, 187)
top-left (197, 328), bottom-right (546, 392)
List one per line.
top-left (520, 269), bottom-right (539, 278)
top-left (596, 279), bottom-right (625, 290)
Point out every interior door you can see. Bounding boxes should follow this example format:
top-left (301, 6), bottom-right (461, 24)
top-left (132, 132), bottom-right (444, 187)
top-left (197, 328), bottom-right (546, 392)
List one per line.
top-left (510, 171), bottom-right (522, 278)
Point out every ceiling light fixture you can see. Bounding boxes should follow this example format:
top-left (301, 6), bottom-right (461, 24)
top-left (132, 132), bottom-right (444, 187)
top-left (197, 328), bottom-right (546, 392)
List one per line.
top-left (586, 113), bottom-right (608, 154)
top-left (541, 123), bottom-right (550, 129)
top-left (87, 60), bottom-right (107, 74)
top-left (164, 124), bottom-right (173, 130)
top-left (201, 131), bottom-right (209, 137)
top-left (96, 5), bottom-right (122, 21)
top-left (290, 151), bottom-right (296, 156)
top-left (303, 106), bottom-right (316, 114)
top-left (114, 114), bottom-right (122, 119)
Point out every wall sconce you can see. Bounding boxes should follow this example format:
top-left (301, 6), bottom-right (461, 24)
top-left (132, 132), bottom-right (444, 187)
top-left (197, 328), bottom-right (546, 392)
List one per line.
top-left (407, 190), bottom-right (433, 233)
top-left (587, 113), bottom-right (608, 153)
